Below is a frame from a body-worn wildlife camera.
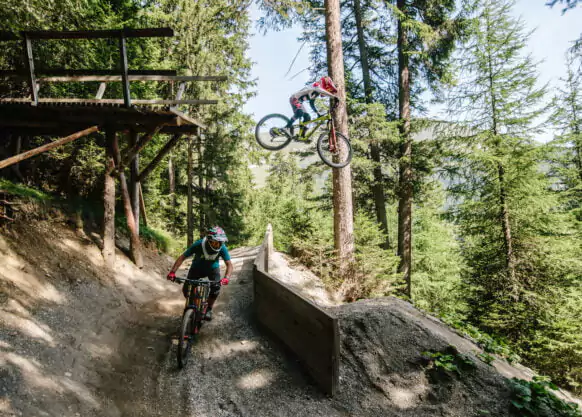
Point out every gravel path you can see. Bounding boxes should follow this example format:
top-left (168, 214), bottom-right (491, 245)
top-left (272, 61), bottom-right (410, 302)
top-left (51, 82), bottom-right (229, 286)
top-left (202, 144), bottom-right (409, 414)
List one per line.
top-left (105, 246), bottom-right (344, 417)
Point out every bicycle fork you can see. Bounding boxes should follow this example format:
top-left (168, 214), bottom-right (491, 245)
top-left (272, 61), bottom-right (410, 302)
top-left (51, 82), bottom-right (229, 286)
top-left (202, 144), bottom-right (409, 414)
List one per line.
top-left (328, 119), bottom-right (338, 153)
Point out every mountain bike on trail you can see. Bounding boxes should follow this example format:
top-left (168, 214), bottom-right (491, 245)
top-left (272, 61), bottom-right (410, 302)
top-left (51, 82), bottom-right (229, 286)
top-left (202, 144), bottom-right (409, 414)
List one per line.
top-left (254, 76), bottom-right (353, 169)
top-left (172, 277), bottom-right (220, 369)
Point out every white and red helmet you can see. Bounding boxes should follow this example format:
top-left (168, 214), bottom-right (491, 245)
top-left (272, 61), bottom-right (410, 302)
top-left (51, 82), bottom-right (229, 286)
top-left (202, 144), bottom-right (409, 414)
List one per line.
top-left (313, 76), bottom-right (338, 94)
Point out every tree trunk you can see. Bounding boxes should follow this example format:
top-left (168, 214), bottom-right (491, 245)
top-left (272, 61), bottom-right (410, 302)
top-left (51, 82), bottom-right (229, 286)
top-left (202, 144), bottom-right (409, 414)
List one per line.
top-left (187, 135), bottom-right (194, 246)
top-left (397, 0), bottom-right (413, 298)
top-left (353, 0), bottom-right (390, 249)
top-left (497, 162), bottom-right (517, 287)
top-left (129, 130), bottom-right (140, 235)
top-left (102, 130), bottom-right (116, 268)
top-left (325, 0), bottom-right (355, 267)
top-left (112, 132), bottom-right (143, 268)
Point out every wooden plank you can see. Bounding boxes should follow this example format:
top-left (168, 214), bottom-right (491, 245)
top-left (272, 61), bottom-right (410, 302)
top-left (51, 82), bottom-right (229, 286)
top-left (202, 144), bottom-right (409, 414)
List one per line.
top-left (0, 98), bottom-right (218, 105)
top-left (0, 126), bottom-right (98, 170)
top-left (253, 268), bottom-right (339, 396)
top-left (137, 134), bottom-right (182, 182)
top-left (20, 28), bottom-right (174, 40)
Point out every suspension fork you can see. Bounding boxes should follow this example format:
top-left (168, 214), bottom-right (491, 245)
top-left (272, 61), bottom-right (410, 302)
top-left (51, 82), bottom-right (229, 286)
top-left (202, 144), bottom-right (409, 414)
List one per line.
top-left (328, 118), bottom-right (338, 153)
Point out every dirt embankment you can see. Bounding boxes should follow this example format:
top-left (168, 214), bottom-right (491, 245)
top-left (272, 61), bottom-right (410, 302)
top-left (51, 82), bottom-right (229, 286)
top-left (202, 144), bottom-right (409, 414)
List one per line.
top-left (1, 210), bottom-right (580, 417)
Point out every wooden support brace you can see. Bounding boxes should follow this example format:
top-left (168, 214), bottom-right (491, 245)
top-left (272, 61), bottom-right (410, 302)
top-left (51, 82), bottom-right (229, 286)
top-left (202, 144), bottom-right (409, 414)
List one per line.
top-left (121, 125), bottom-right (163, 167)
top-left (137, 134), bottom-right (183, 182)
top-left (138, 184), bottom-right (148, 228)
top-left (95, 82), bottom-right (107, 99)
top-left (0, 126), bottom-right (99, 170)
top-left (111, 132), bottom-right (143, 268)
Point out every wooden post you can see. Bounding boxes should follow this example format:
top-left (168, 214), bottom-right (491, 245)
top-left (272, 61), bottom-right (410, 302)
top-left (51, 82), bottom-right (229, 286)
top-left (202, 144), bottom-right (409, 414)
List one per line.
top-left (138, 184), bottom-right (148, 228)
top-left (112, 132), bottom-right (143, 268)
top-left (24, 34), bottom-right (38, 106)
top-left (129, 130), bottom-right (140, 234)
top-left (103, 129), bottom-right (116, 267)
top-left (119, 33), bottom-right (131, 107)
top-left (197, 134), bottom-right (205, 235)
top-left (187, 135), bottom-right (193, 246)
top-left (0, 126), bottom-right (99, 170)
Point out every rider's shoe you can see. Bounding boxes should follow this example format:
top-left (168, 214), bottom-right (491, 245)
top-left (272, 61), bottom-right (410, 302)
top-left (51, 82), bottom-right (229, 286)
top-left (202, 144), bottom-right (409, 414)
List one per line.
top-left (204, 309), bottom-right (213, 321)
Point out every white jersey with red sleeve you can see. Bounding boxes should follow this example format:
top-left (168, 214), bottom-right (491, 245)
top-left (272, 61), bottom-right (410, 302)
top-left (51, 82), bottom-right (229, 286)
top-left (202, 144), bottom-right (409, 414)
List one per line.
top-left (290, 85), bottom-right (336, 102)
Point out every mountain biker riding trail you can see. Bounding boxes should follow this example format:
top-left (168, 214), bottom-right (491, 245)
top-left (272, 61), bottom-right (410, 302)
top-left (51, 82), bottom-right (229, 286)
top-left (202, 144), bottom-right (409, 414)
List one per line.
top-left (166, 226), bottom-right (233, 321)
top-left (285, 75), bottom-right (339, 137)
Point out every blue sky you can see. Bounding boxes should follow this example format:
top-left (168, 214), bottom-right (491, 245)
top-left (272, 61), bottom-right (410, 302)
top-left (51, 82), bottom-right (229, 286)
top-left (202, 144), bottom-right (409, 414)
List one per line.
top-left (243, 1), bottom-right (580, 142)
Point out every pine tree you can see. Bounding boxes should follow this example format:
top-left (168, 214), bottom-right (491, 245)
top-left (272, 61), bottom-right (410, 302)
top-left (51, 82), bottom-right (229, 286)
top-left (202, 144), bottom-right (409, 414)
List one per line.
top-left (445, 0), bottom-right (582, 390)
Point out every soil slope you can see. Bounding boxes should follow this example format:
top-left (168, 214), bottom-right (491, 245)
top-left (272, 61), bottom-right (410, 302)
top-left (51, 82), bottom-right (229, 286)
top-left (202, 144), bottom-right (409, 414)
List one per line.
top-left (1, 212), bottom-right (580, 417)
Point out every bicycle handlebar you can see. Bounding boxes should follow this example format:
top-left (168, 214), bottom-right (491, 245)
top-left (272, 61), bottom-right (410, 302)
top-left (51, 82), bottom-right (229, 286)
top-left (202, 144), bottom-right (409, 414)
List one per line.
top-left (174, 277), bottom-right (218, 286)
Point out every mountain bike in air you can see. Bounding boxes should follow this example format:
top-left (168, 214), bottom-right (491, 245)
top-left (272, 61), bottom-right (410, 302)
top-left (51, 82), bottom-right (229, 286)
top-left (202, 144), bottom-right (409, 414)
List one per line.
top-left (254, 106), bottom-right (352, 169)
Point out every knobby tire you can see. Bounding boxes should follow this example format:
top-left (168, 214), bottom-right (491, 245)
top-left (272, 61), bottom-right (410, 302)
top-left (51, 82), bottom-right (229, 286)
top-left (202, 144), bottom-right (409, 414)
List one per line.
top-left (255, 114), bottom-right (293, 151)
top-left (317, 131), bottom-right (352, 168)
top-left (177, 308), bottom-right (196, 369)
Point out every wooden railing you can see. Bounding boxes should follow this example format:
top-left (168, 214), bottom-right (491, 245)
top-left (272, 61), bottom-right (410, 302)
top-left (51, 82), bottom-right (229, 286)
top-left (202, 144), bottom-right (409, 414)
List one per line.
top-left (253, 224), bottom-right (340, 396)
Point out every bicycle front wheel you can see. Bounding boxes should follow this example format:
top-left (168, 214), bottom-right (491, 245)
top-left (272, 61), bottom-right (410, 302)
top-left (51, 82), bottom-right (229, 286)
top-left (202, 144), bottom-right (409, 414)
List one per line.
top-left (177, 308), bottom-right (195, 369)
top-left (255, 114), bottom-right (293, 150)
top-left (317, 131), bottom-right (353, 168)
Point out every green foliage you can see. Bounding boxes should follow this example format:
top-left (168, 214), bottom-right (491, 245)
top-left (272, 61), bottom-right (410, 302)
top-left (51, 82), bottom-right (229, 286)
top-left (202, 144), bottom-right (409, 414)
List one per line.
top-left (0, 179), bottom-right (52, 201)
top-left (422, 348), bottom-right (475, 375)
top-left (509, 377), bottom-right (582, 417)
top-left (477, 352), bottom-right (495, 366)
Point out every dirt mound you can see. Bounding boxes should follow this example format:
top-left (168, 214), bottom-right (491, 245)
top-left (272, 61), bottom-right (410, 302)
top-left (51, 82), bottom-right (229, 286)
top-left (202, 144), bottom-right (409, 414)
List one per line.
top-left (330, 298), bottom-right (515, 416)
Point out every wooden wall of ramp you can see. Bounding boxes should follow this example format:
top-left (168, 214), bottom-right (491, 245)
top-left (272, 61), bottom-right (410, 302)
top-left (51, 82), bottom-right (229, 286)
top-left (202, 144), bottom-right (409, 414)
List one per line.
top-left (253, 225), bottom-right (340, 396)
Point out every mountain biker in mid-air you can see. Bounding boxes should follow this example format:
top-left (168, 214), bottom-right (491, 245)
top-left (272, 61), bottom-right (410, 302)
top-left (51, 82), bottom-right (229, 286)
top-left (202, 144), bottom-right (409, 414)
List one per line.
top-left (166, 226), bottom-right (233, 321)
top-left (281, 76), bottom-right (339, 138)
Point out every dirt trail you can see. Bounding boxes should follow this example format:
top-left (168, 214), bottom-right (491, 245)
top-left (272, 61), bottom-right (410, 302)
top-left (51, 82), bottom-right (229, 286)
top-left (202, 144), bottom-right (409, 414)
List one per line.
top-left (106, 246), bottom-right (343, 417)
top-left (2, 217), bottom-right (580, 417)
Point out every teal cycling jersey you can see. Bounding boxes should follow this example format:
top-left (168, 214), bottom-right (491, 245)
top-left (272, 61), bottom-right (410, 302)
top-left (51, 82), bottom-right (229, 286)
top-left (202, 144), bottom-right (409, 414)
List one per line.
top-left (183, 238), bottom-right (231, 273)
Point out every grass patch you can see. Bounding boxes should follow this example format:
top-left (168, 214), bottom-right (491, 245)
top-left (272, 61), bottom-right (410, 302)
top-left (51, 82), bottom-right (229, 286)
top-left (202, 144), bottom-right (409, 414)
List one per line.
top-left (115, 216), bottom-right (181, 256)
top-left (0, 179), bottom-right (52, 201)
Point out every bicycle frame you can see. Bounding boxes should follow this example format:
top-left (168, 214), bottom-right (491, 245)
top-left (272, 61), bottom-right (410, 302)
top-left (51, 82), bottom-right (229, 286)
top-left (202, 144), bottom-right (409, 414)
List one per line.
top-left (295, 112), bottom-right (332, 142)
top-left (178, 278), bottom-right (212, 321)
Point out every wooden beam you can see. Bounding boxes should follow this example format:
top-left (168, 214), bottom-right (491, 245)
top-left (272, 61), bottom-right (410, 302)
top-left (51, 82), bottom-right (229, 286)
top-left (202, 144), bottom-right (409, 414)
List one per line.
top-left (122, 125), bottom-right (163, 167)
top-left (0, 98), bottom-right (218, 105)
top-left (169, 108), bottom-right (207, 129)
top-left (111, 131), bottom-right (143, 268)
top-left (0, 69), bottom-right (178, 78)
top-left (2, 74), bottom-right (226, 82)
top-left (0, 126), bottom-right (99, 170)
top-left (20, 28), bottom-right (174, 40)
top-left (137, 134), bottom-right (183, 182)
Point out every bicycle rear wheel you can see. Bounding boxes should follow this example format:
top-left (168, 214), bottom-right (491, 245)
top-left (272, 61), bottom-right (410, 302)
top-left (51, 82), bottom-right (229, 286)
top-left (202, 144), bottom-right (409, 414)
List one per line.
top-left (317, 131), bottom-right (352, 168)
top-left (177, 308), bottom-right (195, 369)
top-left (255, 114), bottom-right (294, 150)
